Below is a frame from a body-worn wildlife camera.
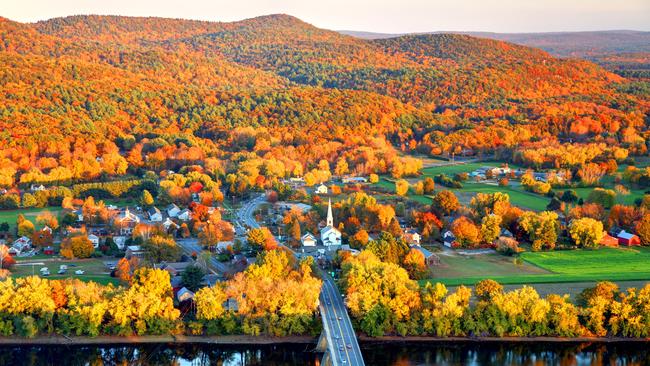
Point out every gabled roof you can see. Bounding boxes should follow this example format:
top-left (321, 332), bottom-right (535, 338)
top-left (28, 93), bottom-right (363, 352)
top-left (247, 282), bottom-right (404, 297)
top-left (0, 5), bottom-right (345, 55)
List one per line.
top-left (148, 207), bottom-right (161, 216)
top-left (301, 232), bottom-right (316, 240)
top-left (321, 226), bottom-right (341, 236)
top-left (617, 230), bottom-right (638, 240)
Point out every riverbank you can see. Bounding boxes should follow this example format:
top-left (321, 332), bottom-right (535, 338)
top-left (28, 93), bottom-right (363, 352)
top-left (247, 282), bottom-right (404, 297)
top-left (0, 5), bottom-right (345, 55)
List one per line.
top-left (0, 335), bottom-right (317, 346)
top-left (2, 334), bottom-right (650, 346)
top-left (360, 335), bottom-right (650, 343)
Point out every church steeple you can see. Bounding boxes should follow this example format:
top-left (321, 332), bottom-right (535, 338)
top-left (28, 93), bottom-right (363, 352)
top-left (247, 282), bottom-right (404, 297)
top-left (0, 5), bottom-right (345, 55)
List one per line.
top-left (326, 198), bottom-right (333, 227)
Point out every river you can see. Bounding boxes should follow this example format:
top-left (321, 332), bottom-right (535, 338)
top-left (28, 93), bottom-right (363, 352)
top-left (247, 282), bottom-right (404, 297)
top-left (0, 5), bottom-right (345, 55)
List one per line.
top-left (1, 342), bottom-right (648, 365)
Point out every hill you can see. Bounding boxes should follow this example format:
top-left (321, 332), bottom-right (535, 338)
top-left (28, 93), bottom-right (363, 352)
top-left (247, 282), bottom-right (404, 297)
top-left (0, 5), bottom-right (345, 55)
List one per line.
top-left (0, 14), bottom-right (647, 187)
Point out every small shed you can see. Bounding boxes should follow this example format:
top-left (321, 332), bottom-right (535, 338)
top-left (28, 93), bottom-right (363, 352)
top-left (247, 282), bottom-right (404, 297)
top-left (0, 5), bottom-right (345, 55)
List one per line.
top-left (599, 233), bottom-right (619, 247)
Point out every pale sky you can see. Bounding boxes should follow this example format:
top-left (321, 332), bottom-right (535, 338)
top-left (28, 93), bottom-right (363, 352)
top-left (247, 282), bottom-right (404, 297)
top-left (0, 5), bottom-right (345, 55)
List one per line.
top-left (3, 0), bottom-right (649, 33)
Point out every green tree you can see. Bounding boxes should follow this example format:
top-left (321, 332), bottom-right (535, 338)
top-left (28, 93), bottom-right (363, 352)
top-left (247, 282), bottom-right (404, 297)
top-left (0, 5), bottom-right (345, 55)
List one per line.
top-left (181, 265), bottom-right (207, 292)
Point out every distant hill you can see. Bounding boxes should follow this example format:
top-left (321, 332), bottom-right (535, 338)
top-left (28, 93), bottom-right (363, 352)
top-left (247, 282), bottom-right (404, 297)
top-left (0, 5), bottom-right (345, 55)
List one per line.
top-left (0, 14), bottom-right (646, 177)
top-left (339, 30), bottom-right (650, 58)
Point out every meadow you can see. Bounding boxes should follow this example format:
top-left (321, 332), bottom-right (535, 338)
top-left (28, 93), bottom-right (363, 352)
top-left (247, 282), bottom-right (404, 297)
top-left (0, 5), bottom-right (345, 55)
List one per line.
top-left (11, 257), bottom-right (119, 285)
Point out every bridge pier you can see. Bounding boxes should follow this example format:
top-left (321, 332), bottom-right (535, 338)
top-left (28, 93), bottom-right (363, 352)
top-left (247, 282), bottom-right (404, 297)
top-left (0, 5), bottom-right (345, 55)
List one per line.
top-left (321, 350), bottom-right (333, 366)
top-left (316, 331), bottom-right (328, 352)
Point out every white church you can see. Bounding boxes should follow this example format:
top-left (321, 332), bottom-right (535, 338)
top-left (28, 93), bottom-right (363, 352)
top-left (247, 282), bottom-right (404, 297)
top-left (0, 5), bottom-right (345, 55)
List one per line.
top-left (320, 199), bottom-right (342, 248)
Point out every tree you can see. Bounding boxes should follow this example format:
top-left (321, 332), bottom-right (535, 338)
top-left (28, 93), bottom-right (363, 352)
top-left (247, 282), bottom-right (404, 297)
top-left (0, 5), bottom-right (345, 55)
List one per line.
top-left (17, 219), bottom-right (35, 237)
top-left (140, 189), bottom-right (154, 207)
top-left (475, 279), bottom-right (503, 301)
top-left (569, 218), bottom-right (604, 248)
top-left (403, 248), bottom-right (426, 279)
top-left (395, 179), bottom-right (409, 196)
top-left (432, 190), bottom-right (459, 216)
top-left (587, 188), bottom-right (616, 209)
top-left (143, 235), bottom-right (181, 263)
top-left (451, 216), bottom-right (481, 247)
top-left (247, 227), bottom-right (277, 251)
top-left (36, 211), bottom-right (59, 232)
top-left (423, 177), bottom-right (435, 194)
top-left (349, 229), bottom-right (370, 248)
top-left (61, 235), bottom-right (95, 259)
top-left (22, 193), bottom-right (38, 208)
top-left (561, 190), bottom-right (579, 203)
top-left (0, 244), bottom-right (12, 270)
top-left (115, 257), bottom-right (133, 283)
top-left (182, 265), bottom-right (207, 292)
top-left (636, 214), bottom-right (650, 245)
top-left (519, 211), bottom-right (559, 251)
top-left (480, 214), bottom-right (502, 244)
top-left (195, 284), bottom-right (227, 321)
top-left (369, 174), bottom-right (379, 184)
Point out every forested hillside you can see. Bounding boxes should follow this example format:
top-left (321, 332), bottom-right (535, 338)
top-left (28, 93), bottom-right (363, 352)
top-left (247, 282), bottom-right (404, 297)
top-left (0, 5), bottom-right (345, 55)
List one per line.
top-left (0, 14), bottom-right (647, 187)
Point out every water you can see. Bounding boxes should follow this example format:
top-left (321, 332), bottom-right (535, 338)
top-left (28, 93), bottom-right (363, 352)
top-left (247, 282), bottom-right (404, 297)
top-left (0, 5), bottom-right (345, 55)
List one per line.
top-left (0, 342), bottom-right (648, 365)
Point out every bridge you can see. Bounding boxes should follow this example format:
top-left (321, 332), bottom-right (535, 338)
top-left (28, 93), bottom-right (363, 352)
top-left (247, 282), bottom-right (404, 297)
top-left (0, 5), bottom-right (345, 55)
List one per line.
top-left (237, 194), bottom-right (365, 366)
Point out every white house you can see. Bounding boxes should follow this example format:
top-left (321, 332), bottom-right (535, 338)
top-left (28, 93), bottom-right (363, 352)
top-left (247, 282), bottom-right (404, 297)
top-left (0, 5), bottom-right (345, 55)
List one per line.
top-left (176, 287), bottom-right (195, 303)
top-left (87, 234), bottom-right (100, 249)
top-left (404, 229), bottom-right (421, 245)
top-left (177, 209), bottom-right (192, 221)
top-left (320, 199), bottom-right (341, 248)
top-left (162, 217), bottom-right (179, 232)
top-left (301, 232), bottom-right (317, 247)
top-left (30, 184), bottom-right (45, 192)
top-left (113, 236), bottom-right (127, 250)
top-left (315, 184), bottom-right (328, 195)
top-left (114, 208), bottom-right (140, 235)
top-left (148, 207), bottom-right (163, 222)
top-left (443, 230), bottom-right (456, 248)
top-left (126, 245), bottom-right (145, 259)
top-left (166, 204), bottom-right (181, 218)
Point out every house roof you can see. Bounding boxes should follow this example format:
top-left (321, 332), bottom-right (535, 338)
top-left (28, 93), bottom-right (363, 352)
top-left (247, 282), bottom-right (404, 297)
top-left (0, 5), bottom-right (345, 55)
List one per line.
top-left (411, 245), bottom-right (434, 259)
top-left (301, 232), bottom-right (316, 240)
top-left (321, 226), bottom-right (341, 236)
top-left (148, 207), bottom-right (161, 216)
top-left (166, 203), bottom-right (180, 211)
top-left (617, 231), bottom-right (638, 240)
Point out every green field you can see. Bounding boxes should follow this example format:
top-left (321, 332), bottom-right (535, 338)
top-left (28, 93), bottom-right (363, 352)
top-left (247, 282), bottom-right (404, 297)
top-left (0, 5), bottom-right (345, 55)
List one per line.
top-left (423, 247), bottom-right (650, 287)
top-left (0, 207), bottom-right (63, 230)
top-left (10, 258), bottom-right (119, 285)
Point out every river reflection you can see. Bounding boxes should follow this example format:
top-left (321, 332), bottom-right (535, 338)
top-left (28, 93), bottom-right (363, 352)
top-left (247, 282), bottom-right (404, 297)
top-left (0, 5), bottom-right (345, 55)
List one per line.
top-left (0, 341), bottom-right (648, 366)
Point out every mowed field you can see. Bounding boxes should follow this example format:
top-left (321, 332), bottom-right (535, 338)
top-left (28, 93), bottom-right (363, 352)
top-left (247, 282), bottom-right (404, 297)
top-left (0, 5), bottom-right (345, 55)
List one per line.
top-left (11, 257), bottom-right (119, 286)
top-left (423, 247), bottom-right (650, 287)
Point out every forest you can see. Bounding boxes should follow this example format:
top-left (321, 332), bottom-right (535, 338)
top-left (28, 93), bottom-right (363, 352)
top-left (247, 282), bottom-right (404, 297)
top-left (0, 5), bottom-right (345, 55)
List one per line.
top-left (0, 14), bottom-right (647, 193)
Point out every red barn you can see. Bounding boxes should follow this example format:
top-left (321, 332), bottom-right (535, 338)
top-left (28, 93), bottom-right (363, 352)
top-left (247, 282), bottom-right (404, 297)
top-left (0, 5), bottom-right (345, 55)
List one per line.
top-left (617, 231), bottom-right (641, 246)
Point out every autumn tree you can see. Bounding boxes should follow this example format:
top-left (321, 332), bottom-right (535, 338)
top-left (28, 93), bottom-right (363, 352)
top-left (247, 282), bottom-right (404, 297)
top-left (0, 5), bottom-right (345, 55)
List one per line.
top-left (432, 190), bottom-right (460, 216)
top-left (450, 216), bottom-right (481, 247)
top-left (519, 211), bottom-right (559, 251)
top-left (395, 179), bottom-right (409, 196)
top-left (143, 235), bottom-right (181, 263)
top-left (60, 234), bottom-right (95, 259)
top-left (247, 227), bottom-right (277, 251)
top-left (403, 248), bottom-right (427, 279)
top-left (36, 211), bottom-right (59, 232)
top-left (636, 214), bottom-right (650, 245)
top-left (140, 189), bottom-right (155, 207)
top-left (569, 218), bottom-right (604, 248)
top-left (481, 214), bottom-right (502, 244)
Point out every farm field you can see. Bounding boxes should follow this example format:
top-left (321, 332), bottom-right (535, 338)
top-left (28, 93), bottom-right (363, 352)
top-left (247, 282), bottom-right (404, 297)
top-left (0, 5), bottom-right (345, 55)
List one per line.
top-left (423, 247), bottom-right (650, 287)
top-left (0, 207), bottom-right (63, 231)
top-left (10, 258), bottom-right (119, 285)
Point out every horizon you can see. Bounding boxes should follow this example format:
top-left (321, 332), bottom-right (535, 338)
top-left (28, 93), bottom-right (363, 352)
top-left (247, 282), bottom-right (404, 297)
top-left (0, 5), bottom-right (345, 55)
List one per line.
top-left (4, 0), bottom-right (650, 33)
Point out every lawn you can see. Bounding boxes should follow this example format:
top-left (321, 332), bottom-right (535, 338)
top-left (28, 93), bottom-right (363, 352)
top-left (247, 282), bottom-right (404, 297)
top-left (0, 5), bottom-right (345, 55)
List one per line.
top-left (572, 186), bottom-right (646, 206)
top-left (423, 247), bottom-right (650, 287)
top-left (10, 258), bottom-right (119, 285)
top-left (456, 182), bottom-right (550, 211)
top-left (0, 207), bottom-right (63, 230)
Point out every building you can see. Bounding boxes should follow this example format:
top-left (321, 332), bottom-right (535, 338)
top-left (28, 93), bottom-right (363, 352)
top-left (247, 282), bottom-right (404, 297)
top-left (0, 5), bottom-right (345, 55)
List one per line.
top-left (113, 236), bottom-right (127, 250)
top-left (87, 234), bottom-right (100, 249)
top-left (443, 230), bottom-right (456, 248)
top-left (114, 208), bottom-right (140, 235)
top-left (404, 229), bottom-right (421, 245)
top-left (315, 184), bottom-right (328, 195)
top-left (320, 199), bottom-right (341, 248)
top-left (600, 233), bottom-right (619, 247)
top-left (176, 287), bottom-right (195, 303)
top-left (617, 230), bottom-right (641, 246)
top-left (410, 245), bottom-right (440, 266)
top-left (341, 176), bottom-right (368, 184)
top-left (30, 184), bottom-right (45, 192)
top-left (301, 232), bottom-right (317, 247)
top-left (148, 207), bottom-right (163, 222)
top-left (162, 217), bottom-right (179, 232)
top-left (166, 204), bottom-right (181, 218)
top-left (126, 245), bottom-right (145, 259)
top-left (177, 209), bottom-right (192, 221)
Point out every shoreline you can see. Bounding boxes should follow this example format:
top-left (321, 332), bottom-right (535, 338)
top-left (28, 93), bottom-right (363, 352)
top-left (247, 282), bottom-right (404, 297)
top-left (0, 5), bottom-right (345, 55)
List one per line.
top-left (1, 334), bottom-right (649, 346)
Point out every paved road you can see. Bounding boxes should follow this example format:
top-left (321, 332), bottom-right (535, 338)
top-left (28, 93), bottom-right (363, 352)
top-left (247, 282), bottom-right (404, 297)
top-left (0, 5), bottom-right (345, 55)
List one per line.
top-left (320, 276), bottom-right (365, 366)
top-left (176, 238), bottom-right (229, 274)
top-left (236, 193), bottom-right (365, 366)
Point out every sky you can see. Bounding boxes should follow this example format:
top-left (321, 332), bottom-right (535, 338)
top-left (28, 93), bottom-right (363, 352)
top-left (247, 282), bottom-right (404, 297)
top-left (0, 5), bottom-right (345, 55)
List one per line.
top-left (3, 0), bottom-right (650, 33)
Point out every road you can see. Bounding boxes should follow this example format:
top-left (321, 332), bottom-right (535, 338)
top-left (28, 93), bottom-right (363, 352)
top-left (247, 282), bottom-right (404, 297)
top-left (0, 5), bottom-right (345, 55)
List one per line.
top-left (236, 193), bottom-right (365, 366)
top-left (176, 238), bottom-right (229, 274)
top-left (320, 276), bottom-right (365, 366)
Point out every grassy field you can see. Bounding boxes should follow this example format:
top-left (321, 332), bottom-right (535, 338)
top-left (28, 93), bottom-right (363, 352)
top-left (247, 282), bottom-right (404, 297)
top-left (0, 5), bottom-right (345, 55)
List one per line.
top-left (10, 258), bottom-right (119, 285)
top-left (0, 207), bottom-right (63, 230)
top-left (423, 247), bottom-right (650, 287)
